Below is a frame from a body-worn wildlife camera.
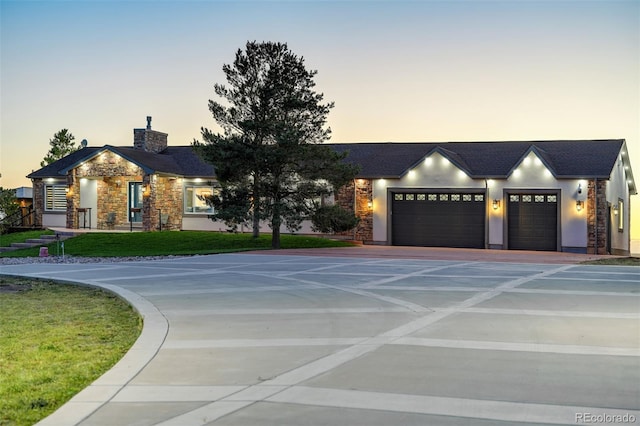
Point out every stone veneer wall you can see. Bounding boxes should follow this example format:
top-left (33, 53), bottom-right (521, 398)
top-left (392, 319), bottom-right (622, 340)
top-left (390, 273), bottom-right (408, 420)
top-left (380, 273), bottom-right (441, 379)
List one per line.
top-left (71, 151), bottom-right (147, 229)
top-left (66, 171), bottom-right (79, 228)
top-left (145, 176), bottom-right (183, 231)
top-left (335, 179), bottom-right (373, 242)
top-left (99, 176), bottom-right (142, 229)
top-left (587, 179), bottom-right (608, 254)
top-left (32, 180), bottom-right (44, 228)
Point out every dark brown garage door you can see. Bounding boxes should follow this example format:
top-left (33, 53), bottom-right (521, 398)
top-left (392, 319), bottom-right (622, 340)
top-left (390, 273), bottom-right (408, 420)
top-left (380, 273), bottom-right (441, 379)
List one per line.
top-left (391, 192), bottom-right (486, 248)
top-left (508, 193), bottom-right (558, 251)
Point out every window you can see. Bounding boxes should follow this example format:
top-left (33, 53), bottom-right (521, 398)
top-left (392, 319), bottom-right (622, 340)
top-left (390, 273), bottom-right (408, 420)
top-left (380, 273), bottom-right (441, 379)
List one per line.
top-left (45, 185), bottom-right (66, 211)
top-left (535, 195), bottom-right (545, 203)
top-left (474, 194), bottom-right (484, 202)
top-left (417, 194), bottom-right (426, 201)
top-left (451, 194), bottom-right (460, 201)
top-left (463, 194), bottom-right (472, 201)
top-left (405, 194), bottom-right (415, 201)
top-left (394, 194), bottom-right (404, 201)
top-left (547, 195), bottom-right (557, 203)
top-left (185, 186), bottom-right (217, 214)
top-left (618, 199), bottom-right (624, 232)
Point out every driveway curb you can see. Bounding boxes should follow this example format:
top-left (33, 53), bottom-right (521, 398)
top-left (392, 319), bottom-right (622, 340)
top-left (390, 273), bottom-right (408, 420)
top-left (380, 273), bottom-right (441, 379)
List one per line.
top-left (35, 282), bottom-right (168, 426)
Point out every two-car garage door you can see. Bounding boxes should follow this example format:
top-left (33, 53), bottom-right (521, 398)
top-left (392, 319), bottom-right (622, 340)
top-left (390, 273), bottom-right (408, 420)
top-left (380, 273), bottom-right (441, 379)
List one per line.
top-left (391, 191), bottom-right (486, 248)
top-left (391, 190), bottom-right (559, 251)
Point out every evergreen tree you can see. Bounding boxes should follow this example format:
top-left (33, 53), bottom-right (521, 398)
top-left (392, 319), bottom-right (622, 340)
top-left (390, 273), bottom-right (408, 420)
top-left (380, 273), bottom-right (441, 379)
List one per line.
top-left (195, 41), bottom-right (358, 249)
top-left (41, 129), bottom-right (79, 167)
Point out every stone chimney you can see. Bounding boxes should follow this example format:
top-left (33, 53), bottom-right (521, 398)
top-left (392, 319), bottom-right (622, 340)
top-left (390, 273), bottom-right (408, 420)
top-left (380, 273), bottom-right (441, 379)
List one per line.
top-left (133, 116), bottom-right (168, 153)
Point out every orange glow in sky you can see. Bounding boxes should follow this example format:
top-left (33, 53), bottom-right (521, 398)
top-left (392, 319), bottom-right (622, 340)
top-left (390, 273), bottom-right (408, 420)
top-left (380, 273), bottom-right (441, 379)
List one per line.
top-left (1, 1), bottom-right (638, 237)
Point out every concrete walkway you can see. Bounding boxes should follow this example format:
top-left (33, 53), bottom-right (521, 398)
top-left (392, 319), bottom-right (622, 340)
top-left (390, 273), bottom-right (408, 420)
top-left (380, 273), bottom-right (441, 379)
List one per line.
top-left (1, 249), bottom-right (639, 425)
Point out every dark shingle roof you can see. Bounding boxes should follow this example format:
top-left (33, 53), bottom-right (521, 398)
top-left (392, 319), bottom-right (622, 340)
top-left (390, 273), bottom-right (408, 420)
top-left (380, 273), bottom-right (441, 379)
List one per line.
top-left (327, 140), bottom-right (625, 179)
top-left (27, 140), bottom-right (631, 193)
top-left (28, 147), bottom-right (103, 179)
top-left (27, 145), bottom-right (215, 179)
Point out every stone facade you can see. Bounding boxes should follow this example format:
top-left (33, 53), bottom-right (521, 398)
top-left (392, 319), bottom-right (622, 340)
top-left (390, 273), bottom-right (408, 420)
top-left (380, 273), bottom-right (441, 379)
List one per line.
top-left (335, 179), bottom-right (373, 242)
top-left (143, 175), bottom-right (183, 231)
top-left (66, 170), bottom-right (79, 228)
top-left (587, 179), bottom-right (609, 255)
top-left (32, 180), bottom-right (44, 228)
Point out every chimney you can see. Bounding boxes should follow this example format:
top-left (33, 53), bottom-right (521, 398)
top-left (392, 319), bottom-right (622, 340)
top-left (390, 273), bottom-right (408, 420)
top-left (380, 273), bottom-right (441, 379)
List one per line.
top-left (133, 116), bottom-right (168, 153)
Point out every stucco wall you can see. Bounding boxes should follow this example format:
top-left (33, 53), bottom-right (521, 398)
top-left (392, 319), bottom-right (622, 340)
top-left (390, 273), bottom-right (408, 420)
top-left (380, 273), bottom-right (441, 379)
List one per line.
top-left (370, 150), bottom-right (591, 251)
top-left (606, 150), bottom-right (631, 255)
top-left (181, 216), bottom-right (318, 235)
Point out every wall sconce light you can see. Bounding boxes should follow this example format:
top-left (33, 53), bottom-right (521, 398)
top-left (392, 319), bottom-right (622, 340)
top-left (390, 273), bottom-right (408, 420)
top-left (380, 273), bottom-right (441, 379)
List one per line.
top-left (367, 200), bottom-right (373, 209)
top-left (613, 204), bottom-right (619, 215)
top-left (143, 184), bottom-right (151, 197)
top-left (492, 199), bottom-right (500, 210)
top-left (576, 200), bottom-right (584, 212)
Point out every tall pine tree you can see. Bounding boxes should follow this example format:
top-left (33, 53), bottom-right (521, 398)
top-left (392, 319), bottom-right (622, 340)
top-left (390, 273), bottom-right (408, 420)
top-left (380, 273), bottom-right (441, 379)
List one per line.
top-left (195, 41), bottom-right (358, 249)
top-left (41, 129), bottom-right (80, 167)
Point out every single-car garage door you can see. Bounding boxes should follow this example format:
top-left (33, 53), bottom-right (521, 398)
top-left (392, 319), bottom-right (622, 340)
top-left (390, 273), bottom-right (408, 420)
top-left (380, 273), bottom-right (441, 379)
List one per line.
top-left (508, 193), bottom-right (558, 251)
top-left (392, 191), bottom-right (486, 248)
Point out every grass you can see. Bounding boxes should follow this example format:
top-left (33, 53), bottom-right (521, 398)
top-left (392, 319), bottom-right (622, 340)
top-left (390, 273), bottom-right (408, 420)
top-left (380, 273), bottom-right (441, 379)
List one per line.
top-left (581, 257), bottom-right (640, 266)
top-left (0, 231), bottom-right (354, 258)
top-left (0, 276), bottom-right (142, 426)
top-left (0, 229), bottom-right (52, 247)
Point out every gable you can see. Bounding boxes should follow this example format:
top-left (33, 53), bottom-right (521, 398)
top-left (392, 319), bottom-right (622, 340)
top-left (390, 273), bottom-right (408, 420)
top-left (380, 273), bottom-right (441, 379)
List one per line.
top-left (328, 139), bottom-right (626, 180)
top-left (27, 145), bottom-right (215, 180)
top-left (400, 151), bottom-right (475, 187)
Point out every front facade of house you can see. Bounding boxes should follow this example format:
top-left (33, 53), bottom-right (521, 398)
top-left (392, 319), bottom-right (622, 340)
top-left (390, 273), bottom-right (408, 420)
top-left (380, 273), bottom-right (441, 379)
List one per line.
top-left (332, 141), bottom-right (636, 255)
top-left (28, 118), bottom-right (636, 255)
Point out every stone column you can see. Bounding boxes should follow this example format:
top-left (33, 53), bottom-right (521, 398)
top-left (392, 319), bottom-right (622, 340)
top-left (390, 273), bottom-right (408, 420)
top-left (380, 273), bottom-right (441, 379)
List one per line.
top-left (587, 179), bottom-right (608, 254)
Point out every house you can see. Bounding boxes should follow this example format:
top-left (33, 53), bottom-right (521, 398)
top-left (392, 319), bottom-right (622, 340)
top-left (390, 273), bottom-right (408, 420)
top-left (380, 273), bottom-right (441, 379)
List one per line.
top-left (27, 117), bottom-right (636, 255)
top-left (328, 140), bottom-right (636, 255)
top-left (28, 117), bottom-right (219, 233)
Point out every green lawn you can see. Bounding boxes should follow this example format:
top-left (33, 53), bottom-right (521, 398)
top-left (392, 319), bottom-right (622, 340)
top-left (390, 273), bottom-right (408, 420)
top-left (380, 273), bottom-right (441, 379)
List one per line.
top-left (0, 276), bottom-right (142, 426)
top-left (0, 229), bottom-right (53, 247)
top-left (581, 257), bottom-right (640, 266)
top-left (0, 231), bottom-right (354, 258)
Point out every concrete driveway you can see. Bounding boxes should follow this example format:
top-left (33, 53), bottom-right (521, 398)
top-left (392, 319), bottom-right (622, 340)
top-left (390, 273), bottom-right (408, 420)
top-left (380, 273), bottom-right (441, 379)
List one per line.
top-left (2, 251), bottom-right (639, 425)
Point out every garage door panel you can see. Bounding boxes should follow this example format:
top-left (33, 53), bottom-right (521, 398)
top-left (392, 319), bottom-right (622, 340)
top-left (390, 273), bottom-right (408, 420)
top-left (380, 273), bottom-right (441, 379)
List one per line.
top-left (508, 194), bottom-right (557, 251)
top-left (392, 192), bottom-right (485, 248)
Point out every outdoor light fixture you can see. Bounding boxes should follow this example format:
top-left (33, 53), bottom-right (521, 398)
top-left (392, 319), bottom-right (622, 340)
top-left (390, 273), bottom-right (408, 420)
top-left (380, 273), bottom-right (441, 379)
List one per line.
top-left (613, 204), bottom-right (619, 215)
top-left (367, 200), bottom-right (373, 209)
top-left (576, 200), bottom-right (584, 212)
top-left (492, 199), bottom-right (500, 210)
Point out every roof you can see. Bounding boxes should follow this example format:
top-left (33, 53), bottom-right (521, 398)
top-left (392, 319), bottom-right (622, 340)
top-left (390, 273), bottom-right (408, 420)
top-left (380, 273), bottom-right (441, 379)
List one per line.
top-left (26, 139), bottom-right (635, 194)
top-left (327, 140), bottom-right (627, 180)
top-left (27, 146), bottom-right (215, 179)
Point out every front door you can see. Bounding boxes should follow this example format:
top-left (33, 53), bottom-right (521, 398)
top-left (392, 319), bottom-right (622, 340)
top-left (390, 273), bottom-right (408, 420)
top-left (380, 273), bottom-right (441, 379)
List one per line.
top-left (128, 182), bottom-right (143, 223)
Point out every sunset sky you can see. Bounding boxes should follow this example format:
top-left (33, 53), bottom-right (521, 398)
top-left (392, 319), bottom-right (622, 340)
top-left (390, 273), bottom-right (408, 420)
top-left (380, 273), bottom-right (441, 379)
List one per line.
top-left (1, 0), bottom-right (638, 237)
